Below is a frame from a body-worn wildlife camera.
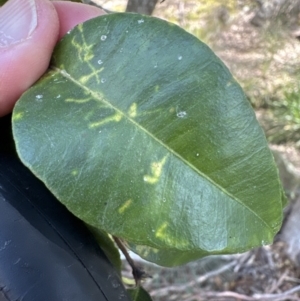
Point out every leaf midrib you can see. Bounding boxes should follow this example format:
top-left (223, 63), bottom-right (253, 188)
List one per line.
top-left (52, 65), bottom-right (273, 233)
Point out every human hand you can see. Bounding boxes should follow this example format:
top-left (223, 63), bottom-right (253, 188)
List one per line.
top-left (0, 0), bottom-right (105, 117)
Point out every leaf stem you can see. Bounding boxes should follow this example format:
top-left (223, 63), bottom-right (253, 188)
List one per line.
top-left (112, 236), bottom-right (149, 286)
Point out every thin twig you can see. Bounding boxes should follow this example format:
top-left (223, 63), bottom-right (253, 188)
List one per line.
top-left (267, 270), bottom-right (288, 294)
top-left (151, 260), bottom-right (238, 297)
top-left (234, 251), bottom-right (254, 272)
top-left (189, 291), bottom-right (256, 301)
top-left (83, 0), bottom-right (115, 13)
top-left (264, 246), bottom-right (275, 269)
top-left (285, 276), bottom-right (300, 284)
top-left (149, 250), bottom-right (300, 301)
top-left (253, 284), bottom-right (300, 300)
top-left (186, 288), bottom-right (300, 301)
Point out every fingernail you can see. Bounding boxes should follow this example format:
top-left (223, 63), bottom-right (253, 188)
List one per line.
top-left (0, 0), bottom-right (37, 47)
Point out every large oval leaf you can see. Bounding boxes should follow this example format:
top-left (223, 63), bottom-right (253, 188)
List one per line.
top-left (12, 13), bottom-right (284, 266)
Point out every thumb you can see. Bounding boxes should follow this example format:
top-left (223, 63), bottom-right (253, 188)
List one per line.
top-left (0, 0), bottom-right (59, 117)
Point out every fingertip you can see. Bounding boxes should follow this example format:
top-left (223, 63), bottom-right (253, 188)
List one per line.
top-left (0, 0), bottom-right (106, 117)
top-left (52, 1), bottom-right (106, 40)
top-left (0, 0), bottom-right (59, 117)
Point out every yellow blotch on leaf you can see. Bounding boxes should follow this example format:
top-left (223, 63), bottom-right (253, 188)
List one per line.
top-left (84, 52), bottom-right (94, 62)
top-left (65, 97), bottom-right (91, 104)
top-left (77, 23), bottom-right (83, 32)
top-left (156, 222), bottom-right (168, 239)
top-left (155, 222), bottom-right (189, 248)
top-left (71, 170), bottom-right (78, 176)
top-left (89, 112), bottom-right (122, 128)
top-left (118, 199), bottom-right (132, 214)
top-left (169, 107), bottom-right (175, 114)
top-left (13, 112), bottom-right (24, 121)
top-left (143, 155), bottom-right (168, 184)
top-left (134, 245), bottom-right (159, 258)
top-left (128, 103), bottom-right (137, 118)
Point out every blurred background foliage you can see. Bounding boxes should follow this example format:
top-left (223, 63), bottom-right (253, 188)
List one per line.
top-left (89, 0), bottom-right (300, 147)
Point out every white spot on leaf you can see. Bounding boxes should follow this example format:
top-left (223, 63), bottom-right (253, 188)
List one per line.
top-left (100, 35), bottom-right (107, 41)
top-left (35, 95), bottom-right (43, 102)
top-left (177, 111), bottom-right (187, 118)
top-left (178, 55), bottom-right (183, 60)
top-left (138, 19), bottom-right (144, 24)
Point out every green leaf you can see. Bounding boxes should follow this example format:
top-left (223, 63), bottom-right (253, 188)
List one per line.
top-left (0, 0), bottom-right (7, 6)
top-left (12, 13), bottom-right (284, 267)
top-left (127, 287), bottom-right (153, 301)
top-left (87, 225), bottom-right (122, 274)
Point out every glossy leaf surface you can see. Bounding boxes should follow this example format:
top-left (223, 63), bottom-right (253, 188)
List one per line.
top-left (13, 13), bottom-right (284, 266)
